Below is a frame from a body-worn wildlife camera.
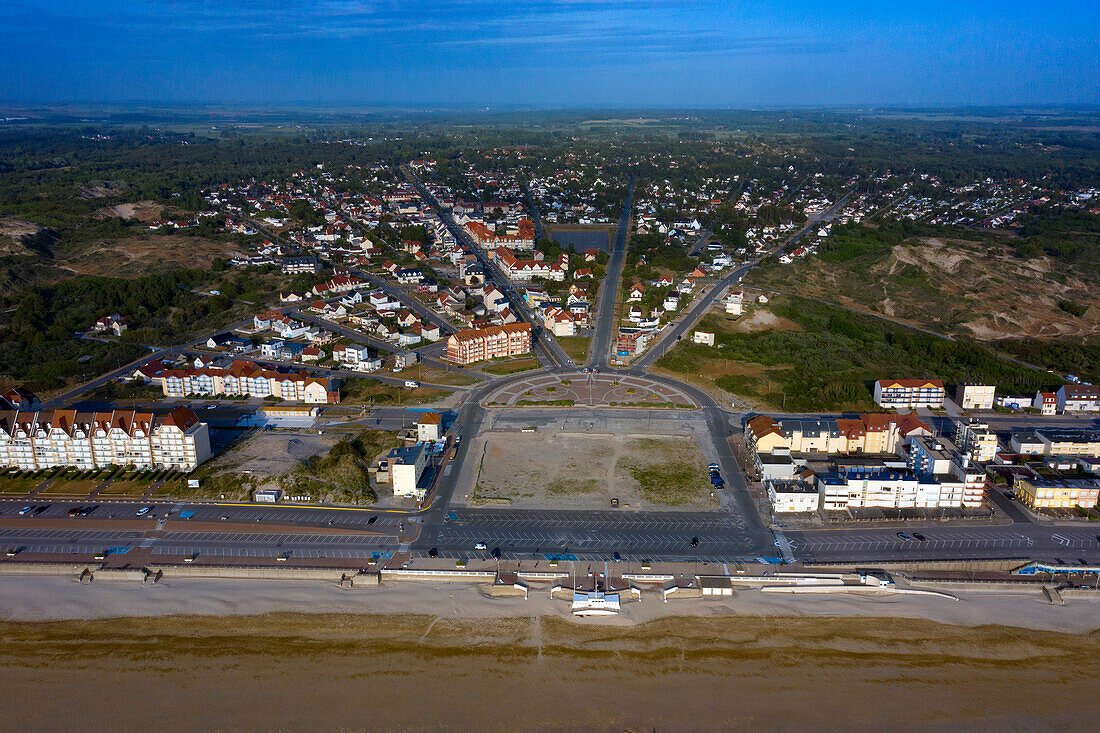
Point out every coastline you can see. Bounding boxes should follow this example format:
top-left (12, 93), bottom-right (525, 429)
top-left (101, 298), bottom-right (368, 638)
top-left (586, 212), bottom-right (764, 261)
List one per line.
top-left (2, 591), bottom-right (1100, 730)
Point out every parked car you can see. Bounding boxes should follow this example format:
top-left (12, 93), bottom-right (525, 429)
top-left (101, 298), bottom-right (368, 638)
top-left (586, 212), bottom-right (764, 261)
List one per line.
top-left (135, 506), bottom-right (153, 516)
top-left (474, 542), bottom-right (487, 550)
top-left (896, 532), bottom-right (912, 540)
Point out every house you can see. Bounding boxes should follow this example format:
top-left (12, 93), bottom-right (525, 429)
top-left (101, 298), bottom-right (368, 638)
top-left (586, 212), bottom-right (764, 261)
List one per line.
top-left (692, 331), bottom-right (715, 346)
top-left (573, 268), bottom-right (593, 280)
top-left (955, 385), bottom-right (996, 411)
top-left (446, 323), bottom-right (532, 365)
top-left (725, 290), bottom-right (744, 316)
top-left (543, 306), bottom-right (576, 337)
top-left (333, 344), bottom-right (372, 366)
top-left (663, 292), bottom-right (680, 312)
top-left (627, 305), bottom-right (643, 323)
top-left (1033, 391), bottom-right (1058, 416)
top-left (281, 256), bottom-right (321, 274)
top-left (873, 379), bottom-right (945, 409)
top-left (1057, 385), bottom-right (1100, 413)
top-left (628, 283), bottom-right (645, 301)
top-left (416, 411), bottom-right (442, 442)
top-left (260, 339), bottom-right (287, 360)
top-left (300, 346), bottom-right (323, 362)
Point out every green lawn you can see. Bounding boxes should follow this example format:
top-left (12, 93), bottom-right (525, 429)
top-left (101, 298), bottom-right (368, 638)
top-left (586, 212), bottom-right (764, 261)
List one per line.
top-left (558, 336), bottom-right (591, 364)
top-left (481, 358), bottom-right (542, 375)
top-left (340, 378), bottom-right (453, 406)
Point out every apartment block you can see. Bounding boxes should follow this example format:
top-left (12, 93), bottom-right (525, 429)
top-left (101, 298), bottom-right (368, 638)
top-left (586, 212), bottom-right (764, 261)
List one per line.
top-left (0, 406), bottom-right (211, 472)
top-left (955, 384), bottom-right (996, 411)
top-left (953, 419), bottom-right (1000, 463)
top-left (159, 360), bottom-right (338, 404)
top-left (767, 479), bottom-right (820, 513)
top-left (1057, 385), bottom-right (1100, 413)
top-left (873, 379), bottom-right (945, 409)
top-left (445, 323), bottom-right (532, 365)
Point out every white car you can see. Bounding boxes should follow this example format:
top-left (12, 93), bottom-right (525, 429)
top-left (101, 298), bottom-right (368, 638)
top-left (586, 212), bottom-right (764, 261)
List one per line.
top-left (135, 506), bottom-right (152, 516)
top-left (474, 542), bottom-right (487, 550)
top-left (404, 380), bottom-right (420, 389)
top-left (18, 506), bottom-right (32, 516)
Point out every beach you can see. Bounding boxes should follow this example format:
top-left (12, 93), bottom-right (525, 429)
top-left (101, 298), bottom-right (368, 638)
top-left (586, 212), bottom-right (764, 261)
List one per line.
top-left (1, 577), bottom-right (1100, 730)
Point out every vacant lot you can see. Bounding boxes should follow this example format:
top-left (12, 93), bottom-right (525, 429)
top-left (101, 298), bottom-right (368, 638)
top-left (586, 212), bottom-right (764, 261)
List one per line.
top-left (59, 234), bottom-right (246, 278)
top-left (463, 432), bottom-right (715, 511)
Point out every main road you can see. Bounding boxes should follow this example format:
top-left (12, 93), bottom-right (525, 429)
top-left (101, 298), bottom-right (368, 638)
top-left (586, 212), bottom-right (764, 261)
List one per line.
top-left (588, 175), bottom-right (634, 369)
top-left (401, 166), bottom-right (573, 370)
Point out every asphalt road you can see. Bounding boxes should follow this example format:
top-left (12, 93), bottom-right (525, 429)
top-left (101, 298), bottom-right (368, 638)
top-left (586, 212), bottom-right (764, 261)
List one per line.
top-left (345, 269), bottom-right (459, 336)
top-left (589, 175), bottom-right (634, 369)
top-left (401, 165), bottom-right (573, 370)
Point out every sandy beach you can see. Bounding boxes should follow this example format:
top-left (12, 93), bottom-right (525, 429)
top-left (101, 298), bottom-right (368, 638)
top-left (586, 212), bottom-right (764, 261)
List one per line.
top-left (1, 577), bottom-right (1100, 730)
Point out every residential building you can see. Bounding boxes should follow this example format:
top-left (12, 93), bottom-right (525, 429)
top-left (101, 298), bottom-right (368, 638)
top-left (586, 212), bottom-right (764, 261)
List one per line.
top-left (955, 384), bottom-right (996, 411)
top-left (953, 420), bottom-right (999, 463)
top-left (692, 331), bottom-right (715, 346)
top-left (1014, 470), bottom-right (1100, 510)
top-left (159, 360), bottom-right (338, 404)
top-left (416, 411), bottom-right (442, 442)
top-left (725, 290), bottom-right (744, 316)
top-left (0, 406), bottom-right (211, 471)
top-left (1057, 385), bottom-right (1100, 413)
top-left (388, 443), bottom-right (429, 499)
top-left (614, 327), bottom-right (655, 358)
top-left (1033, 391), bottom-right (1058, 416)
top-left (873, 379), bottom-right (945, 409)
top-left (446, 323), bottom-right (532, 365)
top-left (767, 479), bottom-right (820, 513)
top-left (281, 256), bottom-right (321, 274)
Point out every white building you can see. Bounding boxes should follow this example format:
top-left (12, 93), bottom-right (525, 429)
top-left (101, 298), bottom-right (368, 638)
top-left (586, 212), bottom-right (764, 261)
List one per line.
top-left (416, 412), bottom-right (442, 442)
top-left (955, 384), bottom-right (996, 411)
top-left (725, 290), bottom-right (744, 316)
top-left (692, 331), bottom-right (715, 346)
top-left (0, 406), bottom-right (211, 472)
top-left (388, 443), bottom-right (429, 499)
top-left (873, 379), bottom-right (945, 409)
top-left (767, 480), bottom-right (820, 513)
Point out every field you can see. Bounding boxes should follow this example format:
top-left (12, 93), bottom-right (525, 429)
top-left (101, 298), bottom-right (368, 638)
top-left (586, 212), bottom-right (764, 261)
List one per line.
top-left (57, 234), bottom-right (245, 280)
top-left (391, 363), bottom-right (480, 387)
top-left (463, 432), bottom-right (715, 510)
top-left (557, 336), bottom-right (591, 364)
top-left (655, 296), bottom-right (1066, 412)
top-left (480, 357), bottom-right (541, 375)
top-left (339, 377), bottom-right (452, 406)
top-left (748, 236), bottom-right (1099, 340)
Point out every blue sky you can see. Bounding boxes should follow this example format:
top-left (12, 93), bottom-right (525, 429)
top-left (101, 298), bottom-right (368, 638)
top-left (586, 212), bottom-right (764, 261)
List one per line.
top-left (0, 1), bottom-right (1097, 108)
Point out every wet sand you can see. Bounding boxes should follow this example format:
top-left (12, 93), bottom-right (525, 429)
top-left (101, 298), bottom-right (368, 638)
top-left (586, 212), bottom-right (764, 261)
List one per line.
top-left (2, 577), bottom-right (1100, 730)
top-left (2, 611), bottom-right (1100, 731)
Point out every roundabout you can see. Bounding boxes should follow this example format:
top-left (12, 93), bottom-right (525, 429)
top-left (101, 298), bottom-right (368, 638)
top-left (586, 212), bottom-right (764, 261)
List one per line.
top-left (483, 370), bottom-right (697, 408)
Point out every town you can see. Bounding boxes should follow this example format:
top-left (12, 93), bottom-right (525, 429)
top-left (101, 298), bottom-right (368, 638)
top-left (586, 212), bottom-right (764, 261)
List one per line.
top-left (0, 115), bottom-right (1098, 614)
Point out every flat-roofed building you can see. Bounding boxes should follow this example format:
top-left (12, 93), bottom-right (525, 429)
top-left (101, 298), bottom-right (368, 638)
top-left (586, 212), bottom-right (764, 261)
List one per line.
top-left (956, 384), bottom-right (996, 411)
top-left (767, 479), bottom-right (820, 513)
top-left (388, 443), bottom-right (429, 499)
